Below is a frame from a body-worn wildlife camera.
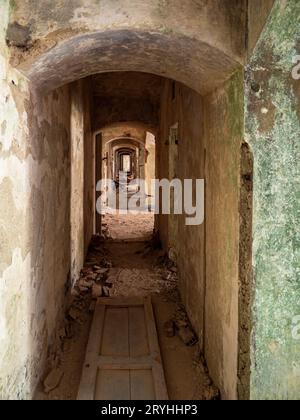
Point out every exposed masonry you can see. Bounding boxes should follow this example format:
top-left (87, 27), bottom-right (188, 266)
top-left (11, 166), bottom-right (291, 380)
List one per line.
top-left (0, 0), bottom-right (299, 401)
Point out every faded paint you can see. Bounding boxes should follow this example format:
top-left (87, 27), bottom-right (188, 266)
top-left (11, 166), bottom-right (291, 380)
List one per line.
top-left (204, 71), bottom-right (244, 400)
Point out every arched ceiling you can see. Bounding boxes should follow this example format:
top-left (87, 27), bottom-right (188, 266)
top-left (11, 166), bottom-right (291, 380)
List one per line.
top-left (7, 0), bottom-right (246, 95)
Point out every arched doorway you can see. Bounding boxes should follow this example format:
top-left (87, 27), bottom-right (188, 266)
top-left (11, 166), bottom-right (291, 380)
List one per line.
top-left (0, 1), bottom-right (250, 400)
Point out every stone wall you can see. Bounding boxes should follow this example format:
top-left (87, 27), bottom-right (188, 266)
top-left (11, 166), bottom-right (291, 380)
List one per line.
top-left (246, 0), bottom-right (300, 400)
top-left (7, 0), bottom-right (246, 94)
top-left (0, 19), bottom-right (72, 397)
top-left (158, 74), bottom-right (243, 400)
top-left (203, 71), bottom-right (244, 400)
top-left (71, 78), bottom-right (93, 284)
top-left (0, 5), bottom-right (94, 396)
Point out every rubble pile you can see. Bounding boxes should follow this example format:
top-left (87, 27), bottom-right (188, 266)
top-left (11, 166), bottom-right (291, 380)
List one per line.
top-left (42, 236), bottom-right (114, 395)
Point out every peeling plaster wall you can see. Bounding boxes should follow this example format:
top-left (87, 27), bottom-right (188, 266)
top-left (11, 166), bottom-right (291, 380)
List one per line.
top-left (0, 69), bottom-right (94, 399)
top-left (246, 0), bottom-right (300, 400)
top-left (159, 74), bottom-right (243, 400)
top-left (83, 80), bottom-right (94, 255)
top-left (0, 48), bottom-right (72, 402)
top-left (203, 71), bottom-right (244, 400)
top-left (70, 78), bottom-right (93, 284)
top-left (158, 79), bottom-right (205, 381)
top-left (70, 80), bottom-right (84, 285)
top-left (0, 2), bottom-right (74, 397)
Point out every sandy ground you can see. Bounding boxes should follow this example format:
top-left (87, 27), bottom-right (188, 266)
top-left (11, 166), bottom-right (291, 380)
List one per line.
top-left (102, 212), bottom-right (154, 242)
top-left (35, 215), bottom-right (218, 400)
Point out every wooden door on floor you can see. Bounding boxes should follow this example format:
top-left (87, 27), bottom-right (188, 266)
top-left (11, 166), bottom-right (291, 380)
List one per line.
top-left (77, 296), bottom-right (168, 400)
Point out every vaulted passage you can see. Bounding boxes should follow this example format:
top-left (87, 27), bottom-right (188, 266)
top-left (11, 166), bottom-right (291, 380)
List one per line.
top-left (1, 0), bottom-right (299, 401)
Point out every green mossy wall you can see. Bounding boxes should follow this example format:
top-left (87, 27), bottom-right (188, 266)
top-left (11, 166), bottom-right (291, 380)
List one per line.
top-left (246, 0), bottom-right (300, 400)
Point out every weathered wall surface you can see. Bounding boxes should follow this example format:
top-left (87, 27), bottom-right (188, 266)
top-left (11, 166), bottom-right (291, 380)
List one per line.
top-left (158, 79), bottom-right (205, 375)
top-left (203, 71), bottom-right (244, 400)
top-left (83, 80), bottom-right (94, 255)
top-left (247, 0), bottom-right (275, 56)
top-left (159, 74), bottom-right (243, 400)
top-left (7, 0), bottom-right (246, 94)
top-left (0, 1), bottom-right (72, 397)
top-left (70, 80), bottom-right (85, 285)
top-left (70, 78), bottom-right (94, 283)
top-left (145, 132), bottom-right (156, 196)
top-left (246, 0), bottom-right (300, 399)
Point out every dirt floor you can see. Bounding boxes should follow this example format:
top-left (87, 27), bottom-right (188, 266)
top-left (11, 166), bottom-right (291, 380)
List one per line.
top-left (35, 214), bottom-right (218, 400)
top-left (102, 212), bottom-right (154, 242)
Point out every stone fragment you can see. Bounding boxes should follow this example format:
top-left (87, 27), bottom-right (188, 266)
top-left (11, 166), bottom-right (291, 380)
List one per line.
top-left (68, 307), bottom-right (81, 321)
top-left (43, 368), bottom-right (64, 393)
top-left (92, 284), bottom-right (103, 298)
top-left (164, 320), bottom-right (175, 337)
top-left (177, 325), bottom-right (198, 346)
top-left (202, 385), bottom-right (220, 400)
top-left (78, 279), bottom-right (93, 291)
top-left (88, 301), bottom-right (96, 313)
top-left (102, 286), bottom-right (110, 297)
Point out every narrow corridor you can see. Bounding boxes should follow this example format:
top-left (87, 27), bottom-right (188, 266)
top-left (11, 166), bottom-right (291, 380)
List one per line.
top-left (35, 228), bottom-right (219, 400)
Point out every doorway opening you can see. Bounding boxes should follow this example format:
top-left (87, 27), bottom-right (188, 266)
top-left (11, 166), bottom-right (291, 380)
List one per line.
top-left (98, 128), bottom-right (156, 243)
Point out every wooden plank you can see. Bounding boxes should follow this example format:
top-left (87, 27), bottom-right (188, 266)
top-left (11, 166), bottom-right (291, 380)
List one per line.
top-left (95, 369), bottom-right (130, 400)
top-left (101, 307), bottom-right (129, 356)
top-left (98, 363), bottom-right (152, 370)
top-left (97, 297), bottom-right (144, 307)
top-left (78, 296), bottom-right (169, 400)
top-left (77, 305), bottom-right (105, 400)
top-left (129, 306), bottom-right (149, 357)
top-left (144, 296), bottom-right (169, 400)
top-left (130, 370), bottom-right (156, 400)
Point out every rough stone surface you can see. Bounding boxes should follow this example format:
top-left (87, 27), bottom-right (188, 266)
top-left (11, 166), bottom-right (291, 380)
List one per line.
top-left (158, 72), bottom-right (244, 400)
top-left (246, 0), bottom-right (300, 400)
top-left (7, 0), bottom-right (246, 94)
top-left (203, 71), bottom-right (244, 400)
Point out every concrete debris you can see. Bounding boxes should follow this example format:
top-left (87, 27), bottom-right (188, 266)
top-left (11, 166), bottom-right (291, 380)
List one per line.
top-left (102, 286), bottom-right (110, 297)
top-left (88, 301), bottom-right (96, 313)
top-left (193, 351), bottom-right (220, 400)
top-left (43, 368), bottom-right (64, 393)
top-left (78, 279), bottom-right (93, 289)
top-left (177, 324), bottom-right (198, 346)
top-left (202, 385), bottom-right (220, 401)
top-left (71, 288), bottom-right (80, 297)
top-left (94, 267), bottom-right (109, 275)
top-left (92, 284), bottom-right (103, 299)
top-left (168, 247), bottom-right (177, 263)
top-left (68, 307), bottom-right (81, 321)
top-left (58, 327), bottom-right (66, 339)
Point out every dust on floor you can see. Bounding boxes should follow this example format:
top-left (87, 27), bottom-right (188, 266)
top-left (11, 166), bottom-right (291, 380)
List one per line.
top-left (102, 212), bottom-right (154, 242)
top-left (35, 233), bottom-right (218, 400)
